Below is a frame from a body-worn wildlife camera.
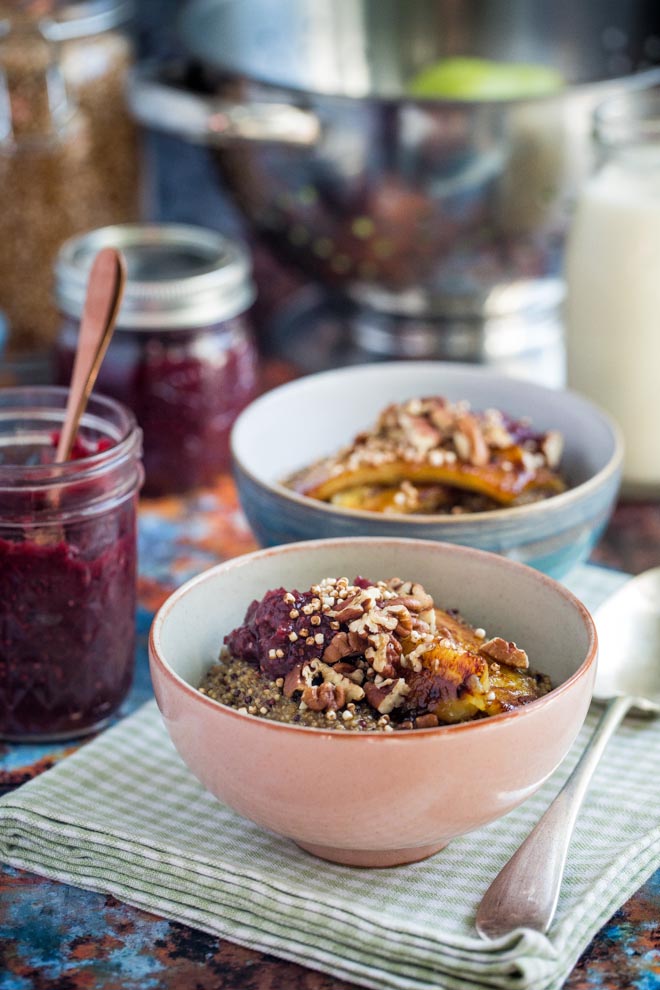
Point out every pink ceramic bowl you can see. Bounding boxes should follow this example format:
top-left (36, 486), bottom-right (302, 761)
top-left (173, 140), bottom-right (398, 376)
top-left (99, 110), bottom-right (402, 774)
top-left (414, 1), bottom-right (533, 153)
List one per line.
top-left (149, 538), bottom-right (597, 868)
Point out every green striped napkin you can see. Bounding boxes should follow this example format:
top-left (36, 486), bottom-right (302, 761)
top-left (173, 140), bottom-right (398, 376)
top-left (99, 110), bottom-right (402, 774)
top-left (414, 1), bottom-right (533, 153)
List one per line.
top-left (2, 565), bottom-right (659, 990)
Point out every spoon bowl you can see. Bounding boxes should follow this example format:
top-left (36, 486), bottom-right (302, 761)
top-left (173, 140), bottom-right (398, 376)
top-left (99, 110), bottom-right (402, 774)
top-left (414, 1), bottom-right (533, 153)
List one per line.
top-left (593, 567), bottom-right (660, 713)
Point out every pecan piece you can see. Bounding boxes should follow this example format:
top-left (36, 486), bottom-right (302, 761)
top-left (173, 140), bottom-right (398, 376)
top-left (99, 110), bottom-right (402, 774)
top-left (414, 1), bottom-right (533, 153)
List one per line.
top-left (479, 637), bottom-right (529, 670)
top-left (331, 595), bottom-right (365, 624)
top-left (411, 616), bottom-right (431, 635)
top-left (282, 663), bottom-right (307, 698)
top-left (385, 578), bottom-right (409, 595)
top-left (386, 582), bottom-right (434, 612)
top-left (302, 682), bottom-right (345, 711)
top-left (316, 661), bottom-right (365, 702)
top-left (386, 603), bottom-right (413, 638)
top-left (541, 430), bottom-right (563, 469)
top-left (414, 713), bottom-right (439, 729)
top-left (364, 677), bottom-right (410, 714)
top-left (453, 413), bottom-right (489, 467)
top-left (416, 606), bottom-right (436, 633)
top-left (322, 631), bottom-right (360, 664)
top-left (428, 400), bottom-right (454, 433)
top-left (333, 662), bottom-right (365, 684)
top-left (388, 595), bottom-right (423, 613)
top-left (411, 583), bottom-right (434, 610)
top-left (348, 630), bottom-right (368, 653)
top-left (402, 413), bottom-right (441, 454)
top-left (365, 632), bottom-right (401, 677)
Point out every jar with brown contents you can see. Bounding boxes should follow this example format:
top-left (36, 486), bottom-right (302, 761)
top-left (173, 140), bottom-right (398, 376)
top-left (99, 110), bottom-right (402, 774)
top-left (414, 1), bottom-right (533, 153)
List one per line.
top-left (0, 2), bottom-right (139, 366)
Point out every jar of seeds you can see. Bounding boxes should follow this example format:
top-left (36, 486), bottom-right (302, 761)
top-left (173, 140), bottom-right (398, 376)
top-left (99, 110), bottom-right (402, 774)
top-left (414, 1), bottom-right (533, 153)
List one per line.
top-left (0, 2), bottom-right (139, 371)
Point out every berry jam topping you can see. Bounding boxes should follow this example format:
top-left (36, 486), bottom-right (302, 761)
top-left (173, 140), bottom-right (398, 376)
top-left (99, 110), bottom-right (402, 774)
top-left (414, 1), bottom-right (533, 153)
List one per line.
top-left (225, 587), bottom-right (338, 680)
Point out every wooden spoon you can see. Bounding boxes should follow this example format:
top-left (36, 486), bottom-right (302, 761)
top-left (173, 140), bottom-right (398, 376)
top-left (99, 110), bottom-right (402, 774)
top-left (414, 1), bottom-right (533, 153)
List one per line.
top-left (55, 247), bottom-right (126, 463)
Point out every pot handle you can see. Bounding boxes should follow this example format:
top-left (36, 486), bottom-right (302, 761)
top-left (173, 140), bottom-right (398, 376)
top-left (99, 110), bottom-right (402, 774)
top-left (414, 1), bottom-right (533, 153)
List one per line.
top-left (128, 63), bottom-right (321, 147)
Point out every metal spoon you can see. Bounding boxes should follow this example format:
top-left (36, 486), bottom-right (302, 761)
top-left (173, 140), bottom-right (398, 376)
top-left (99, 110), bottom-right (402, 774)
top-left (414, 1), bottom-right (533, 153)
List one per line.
top-left (475, 567), bottom-right (660, 940)
top-left (55, 247), bottom-right (126, 462)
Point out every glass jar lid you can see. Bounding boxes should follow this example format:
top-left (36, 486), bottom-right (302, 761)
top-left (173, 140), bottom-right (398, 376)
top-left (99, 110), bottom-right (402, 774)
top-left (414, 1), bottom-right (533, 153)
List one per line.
top-left (55, 223), bottom-right (256, 330)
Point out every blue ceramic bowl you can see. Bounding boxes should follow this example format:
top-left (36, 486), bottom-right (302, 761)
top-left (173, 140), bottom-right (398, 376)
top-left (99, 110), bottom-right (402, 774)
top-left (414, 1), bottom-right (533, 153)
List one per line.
top-left (231, 363), bottom-right (622, 578)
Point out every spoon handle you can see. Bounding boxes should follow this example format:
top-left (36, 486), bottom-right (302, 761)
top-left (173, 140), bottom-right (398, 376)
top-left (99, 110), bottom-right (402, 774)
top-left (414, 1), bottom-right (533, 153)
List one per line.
top-left (475, 693), bottom-right (632, 940)
top-left (55, 248), bottom-right (126, 463)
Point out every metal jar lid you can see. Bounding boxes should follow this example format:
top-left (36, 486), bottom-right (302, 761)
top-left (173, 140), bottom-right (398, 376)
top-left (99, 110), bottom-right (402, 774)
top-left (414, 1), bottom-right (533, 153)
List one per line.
top-left (40, 1), bottom-right (134, 41)
top-left (55, 223), bottom-right (256, 330)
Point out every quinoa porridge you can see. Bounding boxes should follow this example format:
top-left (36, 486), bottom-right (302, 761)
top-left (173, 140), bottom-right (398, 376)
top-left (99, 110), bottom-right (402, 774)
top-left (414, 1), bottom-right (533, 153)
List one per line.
top-left (199, 575), bottom-right (551, 732)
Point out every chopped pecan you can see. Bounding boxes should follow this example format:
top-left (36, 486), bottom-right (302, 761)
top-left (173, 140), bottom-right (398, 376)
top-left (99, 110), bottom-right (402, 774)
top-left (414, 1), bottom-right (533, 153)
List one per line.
top-left (364, 677), bottom-right (410, 714)
top-left (316, 661), bottom-right (365, 702)
top-left (348, 629), bottom-right (368, 652)
top-left (541, 430), bottom-right (563, 469)
top-left (479, 636), bottom-right (529, 670)
top-left (386, 603), bottom-right (413, 638)
top-left (365, 632), bottom-right (400, 678)
top-left (483, 419), bottom-right (514, 449)
top-left (302, 682), bottom-right (345, 711)
top-left (322, 631), bottom-right (360, 664)
top-left (411, 616), bottom-right (431, 635)
top-left (428, 400), bottom-right (454, 433)
top-left (388, 595), bottom-right (422, 613)
top-left (331, 595), bottom-right (365, 624)
top-left (386, 583), bottom-right (434, 613)
top-left (282, 663), bottom-right (307, 698)
top-left (401, 413), bottom-right (441, 454)
top-left (333, 662), bottom-right (365, 684)
top-left (416, 606), bottom-right (436, 633)
top-left (453, 413), bottom-right (489, 467)
top-left (411, 583), bottom-right (434, 610)
top-left (357, 606), bottom-right (399, 634)
top-left (414, 713), bottom-right (439, 729)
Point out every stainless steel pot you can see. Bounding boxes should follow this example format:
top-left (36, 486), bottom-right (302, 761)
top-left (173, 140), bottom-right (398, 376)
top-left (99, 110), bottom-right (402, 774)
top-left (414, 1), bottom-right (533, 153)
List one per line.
top-left (129, 0), bottom-right (660, 322)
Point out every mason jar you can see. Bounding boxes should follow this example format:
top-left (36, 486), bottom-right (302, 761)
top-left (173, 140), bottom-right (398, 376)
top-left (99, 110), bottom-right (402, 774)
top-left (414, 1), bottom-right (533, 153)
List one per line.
top-left (55, 224), bottom-right (258, 497)
top-left (564, 86), bottom-right (660, 496)
top-left (50, 0), bottom-right (139, 225)
top-left (0, 2), bottom-right (139, 366)
top-left (0, 386), bottom-right (143, 741)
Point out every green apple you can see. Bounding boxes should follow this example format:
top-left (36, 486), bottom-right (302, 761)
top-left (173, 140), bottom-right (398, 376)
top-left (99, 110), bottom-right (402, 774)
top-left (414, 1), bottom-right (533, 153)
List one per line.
top-left (407, 56), bottom-right (564, 101)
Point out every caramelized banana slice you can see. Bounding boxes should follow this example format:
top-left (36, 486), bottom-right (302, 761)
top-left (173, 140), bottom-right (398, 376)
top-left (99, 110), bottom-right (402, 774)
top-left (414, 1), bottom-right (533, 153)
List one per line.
top-left (398, 607), bottom-right (550, 724)
top-left (402, 638), bottom-right (490, 723)
top-left (330, 483), bottom-right (454, 514)
top-left (482, 663), bottom-right (552, 716)
top-left (291, 449), bottom-right (564, 507)
top-left (285, 396), bottom-right (566, 511)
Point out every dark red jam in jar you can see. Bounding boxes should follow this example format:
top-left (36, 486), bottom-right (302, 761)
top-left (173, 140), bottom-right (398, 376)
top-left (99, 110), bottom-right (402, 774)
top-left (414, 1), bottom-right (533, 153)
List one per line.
top-left (0, 387), bottom-right (143, 740)
top-left (55, 224), bottom-right (258, 496)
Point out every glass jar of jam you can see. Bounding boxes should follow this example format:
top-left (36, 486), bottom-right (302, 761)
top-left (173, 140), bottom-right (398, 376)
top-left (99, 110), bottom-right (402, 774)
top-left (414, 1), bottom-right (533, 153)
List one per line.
top-left (0, 386), bottom-right (143, 741)
top-left (55, 224), bottom-right (258, 496)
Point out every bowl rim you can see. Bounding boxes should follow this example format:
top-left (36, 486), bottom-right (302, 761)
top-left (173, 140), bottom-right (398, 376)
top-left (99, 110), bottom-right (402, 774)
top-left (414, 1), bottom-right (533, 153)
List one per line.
top-left (149, 536), bottom-right (598, 738)
top-left (230, 362), bottom-right (624, 528)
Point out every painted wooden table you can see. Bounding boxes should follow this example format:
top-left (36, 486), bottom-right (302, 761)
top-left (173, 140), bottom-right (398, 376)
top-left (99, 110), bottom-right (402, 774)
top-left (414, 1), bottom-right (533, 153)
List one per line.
top-left (1, 479), bottom-right (660, 990)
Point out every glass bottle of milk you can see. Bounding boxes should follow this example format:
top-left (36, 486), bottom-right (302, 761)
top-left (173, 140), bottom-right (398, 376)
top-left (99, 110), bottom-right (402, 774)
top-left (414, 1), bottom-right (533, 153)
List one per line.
top-left (564, 87), bottom-right (660, 495)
